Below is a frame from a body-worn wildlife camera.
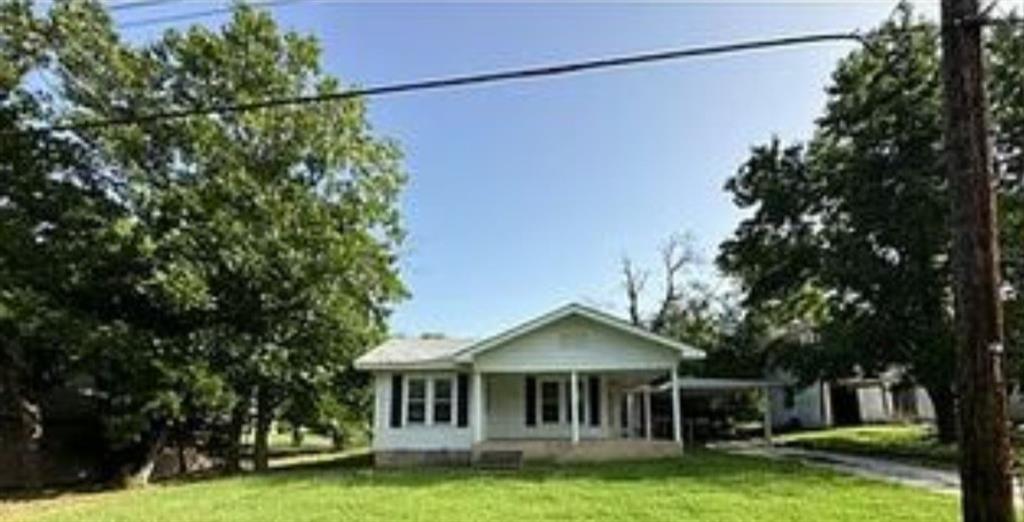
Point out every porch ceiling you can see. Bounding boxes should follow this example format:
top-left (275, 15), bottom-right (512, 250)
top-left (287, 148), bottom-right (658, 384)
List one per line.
top-left (652, 377), bottom-right (783, 393)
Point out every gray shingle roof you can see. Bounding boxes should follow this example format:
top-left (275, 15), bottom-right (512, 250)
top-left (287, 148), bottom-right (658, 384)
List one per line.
top-left (354, 302), bottom-right (704, 370)
top-left (355, 337), bottom-right (474, 368)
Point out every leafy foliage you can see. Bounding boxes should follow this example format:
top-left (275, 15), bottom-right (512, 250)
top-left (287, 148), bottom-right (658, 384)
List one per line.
top-left (719, 5), bottom-right (1024, 442)
top-left (718, 5), bottom-right (1010, 441)
top-left (2, 0), bottom-right (406, 483)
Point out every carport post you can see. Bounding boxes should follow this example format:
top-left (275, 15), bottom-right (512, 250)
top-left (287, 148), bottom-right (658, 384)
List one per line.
top-left (473, 371), bottom-right (485, 444)
top-left (762, 386), bottom-right (773, 446)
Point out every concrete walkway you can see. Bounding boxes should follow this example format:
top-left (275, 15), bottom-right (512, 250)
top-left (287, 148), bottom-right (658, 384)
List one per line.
top-left (713, 441), bottom-right (961, 495)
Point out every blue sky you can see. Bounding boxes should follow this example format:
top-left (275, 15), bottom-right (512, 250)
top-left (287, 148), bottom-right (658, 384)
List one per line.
top-left (114, 1), bottom-right (938, 337)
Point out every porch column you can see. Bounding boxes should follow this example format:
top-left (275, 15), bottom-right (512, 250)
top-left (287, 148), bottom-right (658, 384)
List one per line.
top-left (473, 370), bottom-right (485, 443)
top-left (643, 387), bottom-right (652, 441)
top-left (570, 370), bottom-right (580, 444)
top-left (762, 386), bottom-right (773, 446)
top-left (671, 367), bottom-right (682, 446)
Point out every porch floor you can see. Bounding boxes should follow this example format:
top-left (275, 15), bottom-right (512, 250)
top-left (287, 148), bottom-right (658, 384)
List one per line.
top-left (473, 438), bottom-right (682, 462)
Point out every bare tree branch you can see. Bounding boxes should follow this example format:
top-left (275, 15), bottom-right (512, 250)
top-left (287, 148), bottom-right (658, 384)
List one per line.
top-left (650, 233), bottom-right (699, 333)
top-left (621, 255), bottom-right (648, 327)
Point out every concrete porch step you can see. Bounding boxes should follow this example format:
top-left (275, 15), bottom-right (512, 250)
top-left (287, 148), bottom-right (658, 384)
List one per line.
top-left (475, 450), bottom-right (524, 470)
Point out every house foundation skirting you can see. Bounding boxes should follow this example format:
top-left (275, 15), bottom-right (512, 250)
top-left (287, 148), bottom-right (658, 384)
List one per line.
top-left (473, 439), bottom-right (682, 462)
top-left (374, 440), bottom-right (682, 467)
top-left (374, 449), bottom-right (473, 468)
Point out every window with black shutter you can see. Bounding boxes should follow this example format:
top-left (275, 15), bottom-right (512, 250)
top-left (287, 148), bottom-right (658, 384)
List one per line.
top-left (457, 374), bottom-right (469, 427)
top-left (432, 378), bottom-right (453, 424)
top-left (588, 376), bottom-right (600, 426)
top-left (620, 396), bottom-right (629, 429)
top-left (543, 380), bottom-right (562, 424)
top-left (406, 378), bottom-right (427, 424)
top-left (525, 376), bottom-right (536, 426)
top-left (390, 374), bottom-right (403, 428)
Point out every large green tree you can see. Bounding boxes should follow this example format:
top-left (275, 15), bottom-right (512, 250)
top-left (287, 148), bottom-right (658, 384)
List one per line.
top-left (991, 20), bottom-right (1024, 380)
top-left (55, 0), bottom-right (407, 475)
top-left (1, 1), bottom-right (98, 486)
top-left (2, 0), bottom-right (406, 485)
top-left (719, 5), bottom-right (1024, 442)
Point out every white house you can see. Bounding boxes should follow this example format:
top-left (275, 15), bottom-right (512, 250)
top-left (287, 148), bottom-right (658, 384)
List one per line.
top-left (354, 303), bottom-right (706, 466)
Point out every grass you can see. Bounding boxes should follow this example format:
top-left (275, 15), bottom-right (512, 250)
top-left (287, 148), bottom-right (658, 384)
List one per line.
top-left (3, 451), bottom-right (957, 522)
top-left (779, 425), bottom-right (960, 468)
top-left (260, 431), bottom-right (338, 457)
top-left (237, 426), bottom-right (369, 458)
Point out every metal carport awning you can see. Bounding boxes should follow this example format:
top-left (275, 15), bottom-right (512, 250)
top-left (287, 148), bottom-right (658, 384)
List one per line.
top-left (644, 377), bottom-right (785, 445)
top-left (660, 377), bottom-right (784, 393)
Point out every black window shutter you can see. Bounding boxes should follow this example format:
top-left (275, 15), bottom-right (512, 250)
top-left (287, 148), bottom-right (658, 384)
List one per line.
top-left (589, 376), bottom-right (600, 426)
top-left (390, 374), bottom-right (403, 428)
top-left (525, 376), bottom-right (536, 426)
top-left (457, 373), bottom-right (469, 427)
top-left (620, 396), bottom-right (628, 429)
top-left (639, 393), bottom-right (647, 437)
top-left (566, 381), bottom-right (572, 422)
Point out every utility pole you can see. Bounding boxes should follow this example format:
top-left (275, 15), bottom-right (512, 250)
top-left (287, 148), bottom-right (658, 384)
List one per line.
top-left (939, 1), bottom-right (1014, 521)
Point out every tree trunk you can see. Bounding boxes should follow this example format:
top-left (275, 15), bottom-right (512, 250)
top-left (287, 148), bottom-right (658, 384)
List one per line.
top-left (176, 432), bottom-right (188, 476)
top-left (330, 424), bottom-right (344, 451)
top-left (924, 384), bottom-right (958, 444)
top-left (116, 426), bottom-right (168, 489)
top-left (940, 1), bottom-right (1015, 520)
top-left (11, 397), bottom-right (43, 489)
top-left (1, 359), bottom-right (43, 489)
top-left (253, 387), bottom-right (272, 472)
top-left (225, 400), bottom-right (247, 473)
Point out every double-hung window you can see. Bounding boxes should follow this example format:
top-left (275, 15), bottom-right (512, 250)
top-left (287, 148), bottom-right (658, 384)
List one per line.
top-left (541, 380), bottom-right (561, 424)
top-left (406, 378), bottom-right (427, 425)
top-left (404, 375), bottom-right (457, 426)
top-left (433, 378), bottom-right (453, 424)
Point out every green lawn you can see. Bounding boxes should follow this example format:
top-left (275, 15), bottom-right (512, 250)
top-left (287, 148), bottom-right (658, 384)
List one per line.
top-left (779, 425), bottom-right (960, 468)
top-left (4, 451), bottom-right (957, 522)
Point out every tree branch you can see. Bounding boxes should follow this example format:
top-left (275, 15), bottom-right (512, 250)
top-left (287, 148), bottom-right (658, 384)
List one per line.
top-left (621, 255), bottom-right (647, 327)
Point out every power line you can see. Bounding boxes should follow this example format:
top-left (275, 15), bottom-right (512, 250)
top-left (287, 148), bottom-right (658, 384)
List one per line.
top-left (107, 0), bottom-right (181, 12)
top-left (19, 31), bottom-right (867, 135)
top-left (119, 0), bottom-right (302, 29)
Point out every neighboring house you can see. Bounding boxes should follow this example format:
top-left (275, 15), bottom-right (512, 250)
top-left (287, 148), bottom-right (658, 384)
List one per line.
top-left (354, 303), bottom-right (706, 466)
top-left (769, 370), bottom-right (936, 430)
top-left (771, 375), bottom-right (1024, 430)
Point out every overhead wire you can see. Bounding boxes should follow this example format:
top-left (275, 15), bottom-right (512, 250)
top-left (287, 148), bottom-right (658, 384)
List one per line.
top-left (22, 6), bottom-right (1024, 137)
top-left (11, 31), bottom-right (869, 135)
top-left (119, 0), bottom-right (303, 29)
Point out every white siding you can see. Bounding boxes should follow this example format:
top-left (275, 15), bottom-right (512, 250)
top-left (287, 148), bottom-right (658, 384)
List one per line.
top-left (371, 372), bottom-right (473, 451)
top-left (856, 386), bottom-right (890, 423)
top-left (770, 379), bottom-right (829, 429)
top-left (368, 311), bottom-right (686, 451)
top-left (473, 316), bottom-right (679, 373)
top-left (913, 387), bottom-right (936, 420)
top-left (484, 373), bottom-right (608, 440)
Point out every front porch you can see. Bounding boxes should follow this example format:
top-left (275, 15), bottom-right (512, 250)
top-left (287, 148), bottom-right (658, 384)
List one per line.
top-left (471, 368), bottom-right (684, 448)
top-left (469, 370), bottom-right (781, 462)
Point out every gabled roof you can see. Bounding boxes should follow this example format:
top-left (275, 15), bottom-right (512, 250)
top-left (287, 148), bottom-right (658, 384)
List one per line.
top-left (354, 337), bottom-right (475, 370)
top-left (452, 303), bottom-right (705, 362)
top-left (355, 302), bottom-right (705, 371)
